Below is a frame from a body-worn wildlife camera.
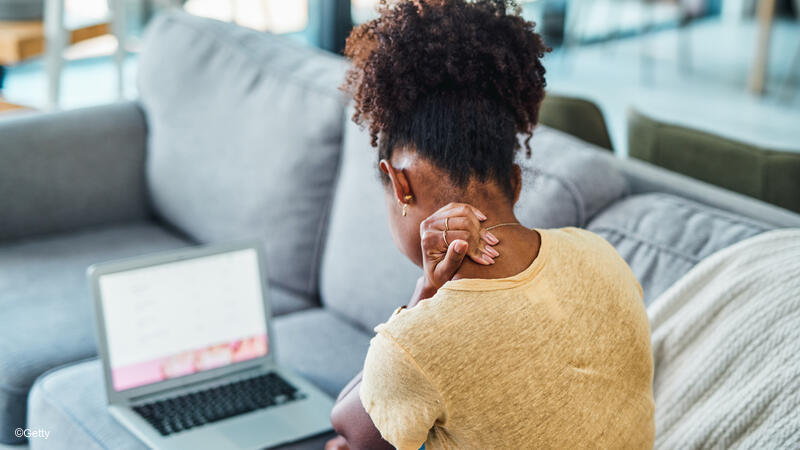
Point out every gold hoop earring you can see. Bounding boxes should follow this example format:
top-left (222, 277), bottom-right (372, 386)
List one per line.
top-left (400, 194), bottom-right (413, 217)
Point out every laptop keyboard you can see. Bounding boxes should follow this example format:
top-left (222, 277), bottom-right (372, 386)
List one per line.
top-left (133, 372), bottom-right (304, 436)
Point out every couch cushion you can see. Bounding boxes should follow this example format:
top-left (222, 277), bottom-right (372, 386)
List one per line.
top-left (587, 193), bottom-right (773, 305)
top-left (514, 126), bottom-right (629, 228)
top-left (268, 287), bottom-right (319, 317)
top-left (0, 222), bottom-right (190, 444)
top-left (0, 102), bottom-right (150, 242)
top-left (272, 309), bottom-right (371, 397)
top-left (628, 109), bottom-right (800, 213)
top-left (138, 12), bottom-right (348, 301)
top-left (26, 309), bottom-right (370, 450)
top-left (538, 94), bottom-right (613, 151)
top-left (320, 121), bottom-right (628, 332)
top-left (318, 114), bottom-right (423, 332)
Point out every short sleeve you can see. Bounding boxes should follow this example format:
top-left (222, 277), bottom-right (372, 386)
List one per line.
top-left (360, 330), bottom-right (444, 450)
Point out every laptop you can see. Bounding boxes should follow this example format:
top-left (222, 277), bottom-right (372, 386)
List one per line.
top-left (88, 242), bottom-right (334, 449)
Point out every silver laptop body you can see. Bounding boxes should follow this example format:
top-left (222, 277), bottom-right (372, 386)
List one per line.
top-left (88, 242), bottom-right (334, 449)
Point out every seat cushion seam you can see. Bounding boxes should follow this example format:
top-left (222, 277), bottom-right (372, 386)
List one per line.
top-left (36, 381), bottom-right (109, 449)
top-left (589, 225), bottom-right (701, 263)
top-left (0, 380), bottom-right (31, 395)
top-left (31, 361), bottom-right (111, 449)
top-left (654, 194), bottom-right (771, 231)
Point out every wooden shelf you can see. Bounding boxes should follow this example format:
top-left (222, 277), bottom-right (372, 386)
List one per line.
top-left (0, 98), bottom-right (28, 112)
top-left (0, 20), bottom-right (109, 65)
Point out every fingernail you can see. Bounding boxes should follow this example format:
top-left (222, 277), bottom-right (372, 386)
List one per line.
top-left (476, 210), bottom-right (487, 221)
top-left (486, 233), bottom-right (499, 244)
top-left (483, 255), bottom-right (495, 264)
top-left (486, 246), bottom-right (499, 257)
top-left (454, 241), bottom-right (467, 254)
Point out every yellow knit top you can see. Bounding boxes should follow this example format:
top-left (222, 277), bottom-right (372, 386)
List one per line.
top-left (360, 227), bottom-right (654, 450)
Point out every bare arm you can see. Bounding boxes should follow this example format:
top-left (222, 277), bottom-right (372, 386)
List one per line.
top-left (330, 384), bottom-right (394, 450)
top-left (336, 371), bottom-right (362, 404)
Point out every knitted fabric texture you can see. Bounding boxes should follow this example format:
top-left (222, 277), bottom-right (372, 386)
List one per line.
top-left (649, 229), bottom-right (800, 449)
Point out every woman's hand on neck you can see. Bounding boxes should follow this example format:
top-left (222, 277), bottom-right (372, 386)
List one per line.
top-left (381, 148), bottom-right (538, 281)
top-left (453, 222), bottom-right (541, 282)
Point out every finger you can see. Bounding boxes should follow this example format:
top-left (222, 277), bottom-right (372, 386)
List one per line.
top-left (439, 230), bottom-right (477, 251)
top-left (441, 230), bottom-right (497, 264)
top-left (484, 245), bottom-right (500, 257)
top-left (424, 210), bottom-right (477, 230)
top-left (423, 213), bottom-right (486, 244)
top-left (427, 216), bottom-right (473, 232)
top-left (434, 203), bottom-right (487, 221)
top-left (421, 230), bottom-right (449, 256)
top-left (465, 204), bottom-right (488, 221)
top-left (419, 213), bottom-right (478, 237)
top-left (434, 239), bottom-right (469, 282)
top-left (422, 214), bottom-right (499, 258)
top-left (325, 437), bottom-right (343, 450)
top-left (448, 204), bottom-right (487, 223)
top-left (481, 229), bottom-right (500, 245)
top-left (423, 230), bottom-right (483, 264)
top-left (467, 246), bottom-right (496, 265)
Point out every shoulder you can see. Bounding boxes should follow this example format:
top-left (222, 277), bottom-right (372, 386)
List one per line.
top-left (374, 292), bottom-right (462, 345)
top-left (371, 289), bottom-right (485, 378)
top-left (544, 227), bottom-right (615, 252)
top-left (543, 227), bottom-right (643, 299)
top-left (544, 227), bottom-right (627, 267)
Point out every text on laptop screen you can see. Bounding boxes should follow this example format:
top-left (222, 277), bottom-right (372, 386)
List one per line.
top-left (98, 248), bottom-right (268, 391)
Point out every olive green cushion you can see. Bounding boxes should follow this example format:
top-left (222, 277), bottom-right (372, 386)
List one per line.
top-left (538, 94), bottom-right (613, 151)
top-left (628, 109), bottom-right (800, 214)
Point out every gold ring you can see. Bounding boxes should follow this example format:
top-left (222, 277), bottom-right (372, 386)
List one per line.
top-left (444, 217), bottom-right (449, 231)
top-left (442, 229), bottom-right (449, 246)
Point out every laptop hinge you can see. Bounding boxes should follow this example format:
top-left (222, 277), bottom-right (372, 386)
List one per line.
top-left (127, 365), bottom-right (264, 404)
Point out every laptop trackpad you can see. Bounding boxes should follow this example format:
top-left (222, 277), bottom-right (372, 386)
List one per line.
top-left (219, 404), bottom-right (323, 449)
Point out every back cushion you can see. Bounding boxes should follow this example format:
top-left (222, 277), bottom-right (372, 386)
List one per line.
top-left (514, 127), bottom-right (628, 228)
top-left (139, 13), bottom-right (347, 299)
top-left (587, 193), bottom-right (772, 305)
top-left (321, 121), bottom-right (628, 332)
top-left (320, 113), bottom-right (423, 332)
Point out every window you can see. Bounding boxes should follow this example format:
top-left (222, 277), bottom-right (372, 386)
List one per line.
top-left (184, 0), bottom-right (309, 34)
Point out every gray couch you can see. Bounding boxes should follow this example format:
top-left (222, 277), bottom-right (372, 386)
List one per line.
top-left (2, 12), bottom-right (800, 450)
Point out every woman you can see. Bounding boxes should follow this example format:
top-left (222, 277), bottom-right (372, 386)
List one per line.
top-left (328, 1), bottom-right (654, 449)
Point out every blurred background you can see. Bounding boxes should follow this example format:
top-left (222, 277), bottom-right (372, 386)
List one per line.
top-left (0, 0), bottom-right (798, 157)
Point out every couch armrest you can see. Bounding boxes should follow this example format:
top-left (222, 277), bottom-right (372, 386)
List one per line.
top-left (0, 101), bottom-right (150, 242)
top-left (611, 156), bottom-right (800, 229)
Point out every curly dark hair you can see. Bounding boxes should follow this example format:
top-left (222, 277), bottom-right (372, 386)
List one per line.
top-left (342, 0), bottom-right (549, 197)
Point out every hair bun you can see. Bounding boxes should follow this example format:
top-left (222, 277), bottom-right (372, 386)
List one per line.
top-left (343, 0), bottom-right (549, 152)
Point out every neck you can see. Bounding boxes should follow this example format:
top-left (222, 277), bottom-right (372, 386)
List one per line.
top-left (427, 185), bottom-right (539, 280)
top-left (450, 204), bottom-right (540, 282)
top-left (444, 195), bottom-right (519, 228)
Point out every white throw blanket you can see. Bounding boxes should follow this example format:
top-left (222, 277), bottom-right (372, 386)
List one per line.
top-left (649, 229), bottom-right (800, 450)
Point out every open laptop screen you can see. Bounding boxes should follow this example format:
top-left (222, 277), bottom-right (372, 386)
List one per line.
top-left (97, 248), bottom-right (268, 391)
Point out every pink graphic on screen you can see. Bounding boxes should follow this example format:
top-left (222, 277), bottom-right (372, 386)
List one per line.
top-left (97, 249), bottom-right (270, 392)
top-left (112, 334), bottom-right (268, 391)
